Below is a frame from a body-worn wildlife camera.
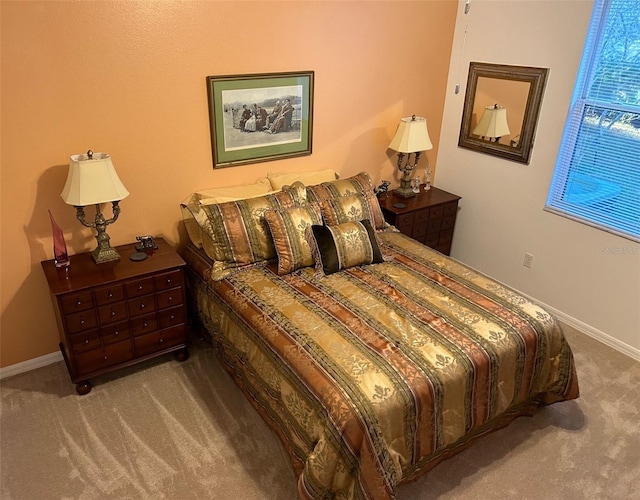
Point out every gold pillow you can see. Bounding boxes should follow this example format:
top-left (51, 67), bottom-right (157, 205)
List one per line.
top-left (305, 172), bottom-right (385, 230)
top-left (264, 204), bottom-right (323, 275)
top-left (306, 220), bottom-right (384, 275)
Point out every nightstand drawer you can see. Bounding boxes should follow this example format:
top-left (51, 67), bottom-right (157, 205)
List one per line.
top-left (157, 287), bottom-right (183, 309)
top-left (60, 291), bottom-right (94, 315)
top-left (69, 330), bottom-right (100, 354)
top-left (441, 215), bottom-right (456, 231)
top-left (158, 305), bottom-right (185, 329)
top-left (130, 314), bottom-right (158, 336)
top-left (427, 218), bottom-right (442, 235)
top-left (128, 295), bottom-right (157, 317)
top-left (98, 301), bottom-right (128, 325)
top-left (396, 213), bottom-right (414, 231)
top-left (94, 284), bottom-right (125, 305)
top-left (133, 326), bottom-right (185, 357)
top-left (429, 205), bottom-right (444, 219)
top-left (125, 277), bottom-right (155, 298)
top-left (74, 340), bottom-right (134, 374)
top-left (155, 270), bottom-right (182, 291)
top-left (101, 321), bottom-right (130, 345)
top-left (443, 202), bottom-right (458, 217)
top-left (414, 209), bottom-right (429, 226)
top-left (65, 310), bottom-right (98, 334)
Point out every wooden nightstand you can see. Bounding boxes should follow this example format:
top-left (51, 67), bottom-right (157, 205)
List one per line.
top-left (378, 186), bottom-right (461, 255)
top-left (41, 238), bottom-right (189, 395)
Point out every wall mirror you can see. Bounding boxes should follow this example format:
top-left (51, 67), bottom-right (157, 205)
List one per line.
top-left (458, 62), bottom-right (549, 164)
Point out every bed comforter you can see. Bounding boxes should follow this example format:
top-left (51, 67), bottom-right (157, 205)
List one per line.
top-left (183, 230), bottom-right (579, 499)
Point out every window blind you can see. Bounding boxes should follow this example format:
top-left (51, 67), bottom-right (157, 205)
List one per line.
top-left (545, 0), bottom-right (640, 242)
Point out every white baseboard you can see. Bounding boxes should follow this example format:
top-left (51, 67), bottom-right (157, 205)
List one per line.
top-left (523, 296), bottom-right (640, 363)
top-left (0, 351), bottom-right (63, 380)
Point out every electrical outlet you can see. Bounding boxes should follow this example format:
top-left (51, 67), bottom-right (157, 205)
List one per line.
top-left (523, 253), bottom-right (534, 268)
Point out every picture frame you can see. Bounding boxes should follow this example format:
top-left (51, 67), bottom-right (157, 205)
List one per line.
top-left (206, 71), bottom-right (314, 168)
top-left (458, 62), bottom-right (548, 164)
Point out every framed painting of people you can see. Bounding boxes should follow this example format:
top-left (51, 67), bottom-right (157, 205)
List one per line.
top-left (206, 71), bottom-right (314, 168)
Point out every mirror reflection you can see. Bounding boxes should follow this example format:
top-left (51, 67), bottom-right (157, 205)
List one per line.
top-left (459, 62), bottom-right (549, 164)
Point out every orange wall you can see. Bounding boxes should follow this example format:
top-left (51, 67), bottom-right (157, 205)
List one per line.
top-left (0, 1), bottom-right (457, 367)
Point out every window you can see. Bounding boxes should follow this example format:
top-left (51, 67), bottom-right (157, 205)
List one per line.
top-left (546, 0), bottom-right (640, 242)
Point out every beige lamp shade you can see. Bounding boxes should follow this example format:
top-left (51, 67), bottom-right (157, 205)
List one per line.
top-left (472, 105), bottom-right (510, 138)
top-left (389, 115), bottom-right (433, 153)
top-left (61, 152), bottom-right (129, 206)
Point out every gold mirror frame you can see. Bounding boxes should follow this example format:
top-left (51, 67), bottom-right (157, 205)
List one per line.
top-left (458, 62), bottom-right (549, 164)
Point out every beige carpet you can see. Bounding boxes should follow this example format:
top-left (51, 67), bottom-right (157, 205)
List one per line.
top-left (1, 324), bottom-right (639, 499)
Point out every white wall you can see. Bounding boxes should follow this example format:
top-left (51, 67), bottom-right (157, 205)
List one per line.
top-left (436, 0), bottom-right (640, 358)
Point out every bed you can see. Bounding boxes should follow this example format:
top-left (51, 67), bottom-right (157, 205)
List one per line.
top-left (180, 172), bottom-right (579, 499)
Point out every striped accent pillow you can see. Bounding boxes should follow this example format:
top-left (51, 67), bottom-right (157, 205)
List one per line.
top-left (306, 219), bottom-right (384, 275)
top-left (264, 203), bottom-right (323, 275)
top-left (200, 185), bottom-right (306, 265)
top-left (306, 172), bottom-right (385, 230)
top-left (319, 192), bottom-right (382, 228)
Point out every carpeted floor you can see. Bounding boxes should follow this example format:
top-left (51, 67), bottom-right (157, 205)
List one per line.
top-left (1, 323), bottom-right (639, 499)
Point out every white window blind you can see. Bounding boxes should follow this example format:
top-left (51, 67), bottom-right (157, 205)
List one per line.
top-left (546, 0), bottom-right (640, 242)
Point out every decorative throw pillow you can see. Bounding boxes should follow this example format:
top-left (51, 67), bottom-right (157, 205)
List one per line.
top-left (305, 172), bottom-right (385, 230)
top-left (319, 193), bottom-right (382, 228)
top-left (264, 203), bottom-right (323, 275)
top-left (267, 169), bottom-right (339, 190)
top-left (199, 188), bottom-right (305, 264)
top-left (306, 219), bottom-right (384, 275)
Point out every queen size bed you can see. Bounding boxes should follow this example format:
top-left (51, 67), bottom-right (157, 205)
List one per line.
top-left (180, 172), bottom-right (579, 500)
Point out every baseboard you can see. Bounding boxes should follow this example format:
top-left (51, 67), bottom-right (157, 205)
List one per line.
top-left (0, 351), bottom-right (63, 380)
top-left (523, 296), bottom-right (640, 363)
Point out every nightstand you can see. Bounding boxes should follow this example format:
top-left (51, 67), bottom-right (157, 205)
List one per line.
top-left (41, 238), bottom-right (189, 395)
top-left (378, 186), bottom-right (461, 255)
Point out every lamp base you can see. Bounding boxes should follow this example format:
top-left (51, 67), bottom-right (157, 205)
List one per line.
top-left (91, 245), bottom-right (120, 264)
top-left (393, 185), bottom-right (418, 198)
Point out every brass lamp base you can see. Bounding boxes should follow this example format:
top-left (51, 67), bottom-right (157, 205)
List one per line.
top-left (91, 243), bottom-right (121, 264)
top-left (393, 150), bottom-right (422, 198)
top-left (393, 183), bottom-right (418, 198)
top-left (75, 201), bottom-right (122, 264)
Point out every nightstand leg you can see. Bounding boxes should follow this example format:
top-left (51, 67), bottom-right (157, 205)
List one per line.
top-left (76, 380), bottom-right (92, 395)
top-left (175, 348), bottom-right (189, 362)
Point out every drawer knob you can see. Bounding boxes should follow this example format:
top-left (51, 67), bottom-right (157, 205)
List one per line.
top-left (143, 322), bottom-right (148, 328)
top-left (170, 315), bottom-right (175, 320)
top-left (76, 299), bottom-right (82, 306)
top-left (168, 296), bottom-right (173, 302)
top-left (159, 338), bottom-right (164, 343)
top-left (104, 355), bottom-right (108, 360)
top-left (111, 310), bottom-right (116, 317)
top-left (80, 319), bottom-right (85, 325)
top-left (140, 304), bottom-right (145, 309)
top-left (108, 291), bottom-right (113, 298)
top-left (114, 330), bottom-right (119, 336)
top-left (84, 339), bottom-right (89, 344)
top-left (166, 278), bottom-right (171, 284)
top-left (138, 285), bottom-right (143, 291)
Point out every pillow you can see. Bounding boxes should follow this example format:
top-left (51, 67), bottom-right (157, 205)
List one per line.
top-left (306, 172), bottom-right (385, 230)
top-left (199, 186), bottom-right (306, 265)
top-left (319, 192), bottom-right (383, 228)
top-left (181, 181), bottom-right (307, 253)
top-left (264, 204), bottom-right (323, 275)
top-left (267, 169), bottom-right (338, 190)
top-left (306, 220), bottom-right (384, 275)
top-left (197, 177), bottom-right (273, 202)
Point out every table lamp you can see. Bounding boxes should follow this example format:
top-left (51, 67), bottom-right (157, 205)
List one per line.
top-left (472, 104), bottom-right (510, 143)
top-left (60, 150), bottom-right (129, 263)
top-left (389, 115), bottom-right (433, 198)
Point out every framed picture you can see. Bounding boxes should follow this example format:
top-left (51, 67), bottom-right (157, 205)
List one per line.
top-left (206, 71), bottom-right (314, 168)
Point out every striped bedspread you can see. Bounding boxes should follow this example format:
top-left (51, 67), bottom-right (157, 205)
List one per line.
top-left (184, 231), bottom-right (579, 499)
